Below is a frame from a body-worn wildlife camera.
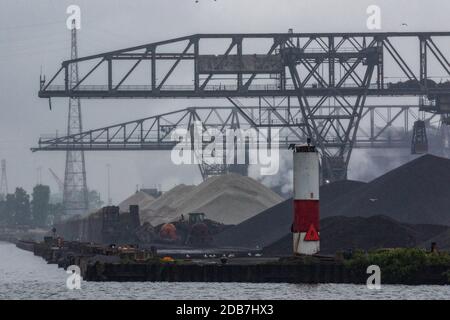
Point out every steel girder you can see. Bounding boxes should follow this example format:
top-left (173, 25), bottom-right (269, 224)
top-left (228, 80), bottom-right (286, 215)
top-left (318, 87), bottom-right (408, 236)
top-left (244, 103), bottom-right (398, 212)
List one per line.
top-left (37, 32), bottom-right (450, 181)
top-left (39, 32), bottom-right (450, 99)
top-left (32, 105), bottom-right (441, 151)
top-left (32, 104), bottom-right (444, 180)
top-left (282, 39), bottom-right (377, 180)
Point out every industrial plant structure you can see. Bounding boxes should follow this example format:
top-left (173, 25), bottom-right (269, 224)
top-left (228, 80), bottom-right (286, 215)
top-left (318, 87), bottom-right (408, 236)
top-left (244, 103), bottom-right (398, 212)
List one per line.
top-left (34, 32), bottom-right (450, 182)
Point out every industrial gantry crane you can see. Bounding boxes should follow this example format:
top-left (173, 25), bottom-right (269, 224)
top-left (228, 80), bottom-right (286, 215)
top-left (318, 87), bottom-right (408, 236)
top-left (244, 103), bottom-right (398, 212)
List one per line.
top-left (35, 32), bottom-right (450, 182)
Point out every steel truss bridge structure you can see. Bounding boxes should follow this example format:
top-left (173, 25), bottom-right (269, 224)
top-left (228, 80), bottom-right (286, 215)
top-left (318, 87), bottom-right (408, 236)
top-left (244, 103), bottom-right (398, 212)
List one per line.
top-left (33, 103), bottom-right (446, 180)
top-left (36, 32), bottom-right (450, 181)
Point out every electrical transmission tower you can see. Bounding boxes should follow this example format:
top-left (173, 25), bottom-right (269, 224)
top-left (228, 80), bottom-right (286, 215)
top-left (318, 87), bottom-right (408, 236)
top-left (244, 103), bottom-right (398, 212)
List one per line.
top-left (63, 21), bottom-right (89, 215)
top-left (0, 159), bottom-right (8, 201)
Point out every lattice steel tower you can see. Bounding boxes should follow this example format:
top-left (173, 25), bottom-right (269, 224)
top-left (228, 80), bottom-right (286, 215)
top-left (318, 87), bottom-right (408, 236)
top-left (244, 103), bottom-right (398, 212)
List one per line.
top-left (0, 159), bottom-right (8, 201)
top-left (63, 21), bottom-right (88, 215)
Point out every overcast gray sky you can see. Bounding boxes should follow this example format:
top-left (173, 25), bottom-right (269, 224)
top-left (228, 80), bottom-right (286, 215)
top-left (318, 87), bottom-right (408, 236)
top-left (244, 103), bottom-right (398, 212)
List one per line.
top-left (0, 0), bottom-right (449, 203)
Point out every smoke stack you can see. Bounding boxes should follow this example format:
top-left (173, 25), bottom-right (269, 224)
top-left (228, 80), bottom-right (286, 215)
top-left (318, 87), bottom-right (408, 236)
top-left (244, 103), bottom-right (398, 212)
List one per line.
top-left (291, 143), bottom-right (320, 255)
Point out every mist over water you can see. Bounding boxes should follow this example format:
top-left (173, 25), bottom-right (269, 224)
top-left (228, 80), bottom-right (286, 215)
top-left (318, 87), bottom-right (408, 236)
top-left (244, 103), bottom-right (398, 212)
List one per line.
top-left (1, 242), bottom-right (448, 300)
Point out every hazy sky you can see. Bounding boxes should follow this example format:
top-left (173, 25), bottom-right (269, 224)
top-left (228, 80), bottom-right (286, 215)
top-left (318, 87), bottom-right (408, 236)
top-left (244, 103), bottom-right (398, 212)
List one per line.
top-left (0, 0), bottom-right (449, 203)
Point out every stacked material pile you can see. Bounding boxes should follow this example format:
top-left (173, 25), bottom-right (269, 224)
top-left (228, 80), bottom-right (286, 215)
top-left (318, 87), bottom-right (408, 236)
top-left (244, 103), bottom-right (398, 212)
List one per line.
top-left (215, 155), bottom-right (450, 253)
top-left (139, 174), bottom-right (284, 226)
top-left (138, 184), bottom-right (196, 225)
top-left (321, 154), bottom-right (450, 225)
top-left (214, 180), bottom-right (365, 248)
top-left (118, 191), bottom-right (155, 212)
top-left (263, 215), bottom-right (449, 255)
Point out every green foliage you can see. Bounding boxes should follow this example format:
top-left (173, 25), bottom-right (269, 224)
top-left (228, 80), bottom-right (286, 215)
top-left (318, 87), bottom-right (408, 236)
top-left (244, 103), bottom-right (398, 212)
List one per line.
top-left (345, 248), bottom-right (450, 283)
top-left (0, 199), bottom-right (7, 224)
top-left (0, 188), bottom-right (31, 226)
top-left (4, 194), bottom-right (16, 225)
top-left (11, 188), bottom-right (32, 226)
top-left (424, 250), bottom-right (450, 266)
top-left (31, 185), bottom-right (50, 227)
top-left (1, 184), bottom-right (105, 227)
top-left (0, 185), bottom-right (65, 227)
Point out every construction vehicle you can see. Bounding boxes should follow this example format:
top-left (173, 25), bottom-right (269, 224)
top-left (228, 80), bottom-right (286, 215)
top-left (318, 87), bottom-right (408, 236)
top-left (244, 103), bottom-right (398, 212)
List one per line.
top-left (155, 213), bottom-right (230, 247)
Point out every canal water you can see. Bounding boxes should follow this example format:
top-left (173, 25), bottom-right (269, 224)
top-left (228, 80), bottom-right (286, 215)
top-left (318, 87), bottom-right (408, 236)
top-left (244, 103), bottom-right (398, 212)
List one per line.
top-left (0, 242), bottom-right (449, 300)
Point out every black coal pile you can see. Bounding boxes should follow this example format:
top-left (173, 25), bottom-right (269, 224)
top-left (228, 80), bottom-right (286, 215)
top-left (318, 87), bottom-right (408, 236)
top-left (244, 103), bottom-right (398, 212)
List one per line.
top-left (422, 230), bottom-right (450, 251)
top-left (263, 215), bottom-right (449, 255)
top-left (321, 154), bottom-right (450, 225)
top-left (214, 180), bottom-right (365, 249)
top-left (320, 180), bottom-right (367, 204)
top-left (215, 155), bottom-right (450, 253)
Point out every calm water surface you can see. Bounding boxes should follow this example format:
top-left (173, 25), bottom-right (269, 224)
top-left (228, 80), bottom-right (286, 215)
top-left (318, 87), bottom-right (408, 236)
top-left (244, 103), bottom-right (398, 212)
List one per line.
top-left (0, 242), bottom-right (449, 300)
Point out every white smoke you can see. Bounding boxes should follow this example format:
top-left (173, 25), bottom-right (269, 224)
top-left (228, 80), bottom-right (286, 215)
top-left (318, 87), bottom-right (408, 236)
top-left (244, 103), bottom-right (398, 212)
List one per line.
top-left (349, 149), bottom-right (417, 182)
top-left (248, 150), bottom-right (293, 196)
top-left (251, 148), bottom-right (417, 196)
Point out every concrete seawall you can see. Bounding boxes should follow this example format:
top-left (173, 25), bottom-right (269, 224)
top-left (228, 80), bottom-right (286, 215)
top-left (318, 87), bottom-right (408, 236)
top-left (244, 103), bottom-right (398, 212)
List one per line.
top-left (84, 261), bottom-right (353, 283)
top-left (21, 240), bottom-right (450, 285)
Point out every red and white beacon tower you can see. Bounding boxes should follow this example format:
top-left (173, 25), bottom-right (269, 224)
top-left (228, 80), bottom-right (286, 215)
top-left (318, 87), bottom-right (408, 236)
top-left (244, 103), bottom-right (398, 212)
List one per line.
top-left (291, 140), bottom-right (320, 255)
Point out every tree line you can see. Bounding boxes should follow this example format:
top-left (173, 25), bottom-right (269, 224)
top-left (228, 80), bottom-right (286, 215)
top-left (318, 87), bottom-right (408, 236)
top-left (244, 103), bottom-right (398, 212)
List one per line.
top-left (0, 185), bottom-right (104, 228)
